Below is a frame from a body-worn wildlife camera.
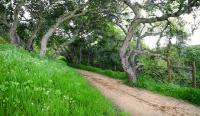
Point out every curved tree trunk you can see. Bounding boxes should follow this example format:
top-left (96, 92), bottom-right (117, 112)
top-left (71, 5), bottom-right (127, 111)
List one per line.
top-left (39, 6), bottom-right (88, 57)
top-left (119, 21), bottom-right (140, 83)
top-left (26, 37), bottom-right (34, 51)
top-left (9, 1), bottom-right (24, 46)
top-left (40, 23), bottom-right (59, 57)
top-left (26, 21), bottom-right (42, 51)
top-left (10, 10), bottom-right (20, 46)
top-left (10, 31), bottom-right (19, 46)
top-left (120, 55), bottom-right (137, 82)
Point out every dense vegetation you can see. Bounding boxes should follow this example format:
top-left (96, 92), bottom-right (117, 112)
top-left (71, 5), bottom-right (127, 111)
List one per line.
top-left (70, 64), bottom-right (127, 80)
top-left (0, 44), bottom-right (126, 115)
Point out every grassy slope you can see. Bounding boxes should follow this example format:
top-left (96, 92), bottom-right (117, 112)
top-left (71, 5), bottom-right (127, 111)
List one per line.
top-left (0, 44), bottom-right (126, 116)
top-left (72, 64), bottom-right (200, 106)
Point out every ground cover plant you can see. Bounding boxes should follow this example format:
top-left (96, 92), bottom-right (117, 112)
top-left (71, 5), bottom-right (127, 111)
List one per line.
top-left (0, 44), bottom-right (126, 116)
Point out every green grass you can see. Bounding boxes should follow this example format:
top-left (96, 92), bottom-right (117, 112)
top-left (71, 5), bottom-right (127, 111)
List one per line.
top-left (70, 64), bottom-right (127, 80)
top-left (71, 64), bottom-right (200, 106)
top-left (136, 74), bottom-right (200, 106)
top-left (0, 44), bottom-right (127, 115)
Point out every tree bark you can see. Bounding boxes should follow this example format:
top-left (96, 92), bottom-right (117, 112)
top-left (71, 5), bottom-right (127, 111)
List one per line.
top-left (78, 47), bottom-right (82, 64)
top-left (119, 21), bottom-right (139, 83)
top-left (10, 32), bottom-right (20, 46)
top-left (114, 64), bottom-right (117, 71)
top-left (10, 9), bottom-right (20, 45)
top-left (87, 52), bottom-right (90, 65)
top-left (40, 22), bottom-right (59, 57)
top-left (121, 53), bottom-right (138, 82)
top-left (9, 1), bottom-right (24, 46)
top-left (39, 7), bottom-right (88, 57)
top-left (192, 61), bottom-right (196, 88)
top-left (26, 21), bottom-right (42, 51)
top-left (167, 59), bottom-right (172, 82)
top-left (26, 38), bottom-right (34, 51)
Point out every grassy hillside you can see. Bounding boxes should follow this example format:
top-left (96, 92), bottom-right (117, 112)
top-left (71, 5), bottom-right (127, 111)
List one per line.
top-left (0, 44), bottom-right (125, 115)
top-left (72, 64), bottom-right (200, 106)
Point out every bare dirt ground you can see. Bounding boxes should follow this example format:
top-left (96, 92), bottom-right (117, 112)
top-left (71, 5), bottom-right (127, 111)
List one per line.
top-left (78, 69), bottom-right (200, 116)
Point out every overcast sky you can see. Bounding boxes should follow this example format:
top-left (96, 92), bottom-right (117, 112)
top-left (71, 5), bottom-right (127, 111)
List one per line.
top-left (126, 0), bottom-right (200, 48)
top-left (143, 11), bottom-right (200, 49)
top-left (144, 28), bottom-right (200, 48)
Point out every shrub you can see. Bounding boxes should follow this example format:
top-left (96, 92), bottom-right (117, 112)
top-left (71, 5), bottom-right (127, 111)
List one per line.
top-left (0, 37), bottom-right (7, 44)
top-left (56, 55), bottom-right (67, 63)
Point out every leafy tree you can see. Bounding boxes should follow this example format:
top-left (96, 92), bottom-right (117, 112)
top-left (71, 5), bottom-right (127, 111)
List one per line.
top-left (116, 0), bottom-right (200, 83)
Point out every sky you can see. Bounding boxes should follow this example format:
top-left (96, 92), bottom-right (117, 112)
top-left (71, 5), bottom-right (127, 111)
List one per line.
top-left (143, 11), bottom-right (200, 49)
top-left (127, 0), bottom-right (200, 49)
top-left (144, 28), bottom-right (200, 49)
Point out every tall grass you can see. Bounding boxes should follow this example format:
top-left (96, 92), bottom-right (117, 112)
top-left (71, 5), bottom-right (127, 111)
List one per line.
top-left (136, 74), bottom-right (200, 106)
top-left (0, 44), bottom-right (126, 115)
top-left (71, 64), bottom-right (200, 106)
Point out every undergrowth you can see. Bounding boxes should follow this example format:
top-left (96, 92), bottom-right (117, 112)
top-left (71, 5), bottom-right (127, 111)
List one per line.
top-left (136, 74), bottom-right (200, 106)
top-left (0, 44), bottom-right (127, 115)
top-left (70, 64), bottom-right (127, 80)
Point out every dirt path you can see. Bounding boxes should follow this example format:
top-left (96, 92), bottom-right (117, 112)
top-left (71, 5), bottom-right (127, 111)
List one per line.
top-left (78, 70), bottom-right (200, 116)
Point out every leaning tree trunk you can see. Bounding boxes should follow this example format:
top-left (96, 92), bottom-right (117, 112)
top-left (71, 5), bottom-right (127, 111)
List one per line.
top-left (121, 57), bottom-right (137, 82)
top-left (119, 21), bottom-right (140, 83)
top-left (40, 23), bottom-right (59, 57)
top-left (39, 7), bottom-right (87, 57)
top-left (10, 12), bottom-right (20, 46)
top-left (26, 22), bottom-right (41, 51)
top-left (9, 1), bottom-right (24, 46)
top-left (10, 31), bottom-right (19, 46)
top-left (26, 37), bottom-right (34, 51)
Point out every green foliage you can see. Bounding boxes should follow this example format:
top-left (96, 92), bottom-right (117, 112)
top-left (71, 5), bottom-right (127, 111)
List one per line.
top-left (185, 46), bottom-right (200, 87)
top-left (185, 46), bottom-right (200, 64)
top-left (138, 54), bottom-right (167, 82)
top-left (70, 64), bottom-right (127, 80)
top-left (136, 74), bottom-right (200, 106)
top-left (60, 15), bottom-right (124, 70)
top-left (0, 44), bottom-right (124, 115)
top-left (56, 55), bottom-right (67, 62)
top-left (0, 37), bottom-right (7, 44)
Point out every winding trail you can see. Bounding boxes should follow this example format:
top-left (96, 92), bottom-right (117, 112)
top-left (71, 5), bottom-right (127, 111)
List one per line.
top-left (78, 69), bottom-right (200, 116)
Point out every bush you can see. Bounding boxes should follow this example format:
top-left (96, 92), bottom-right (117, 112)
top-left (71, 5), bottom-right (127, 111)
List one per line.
top-left (56, 55), bottom-right (67, 63)
top-left (0, 37), bottom-right (8, 44)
